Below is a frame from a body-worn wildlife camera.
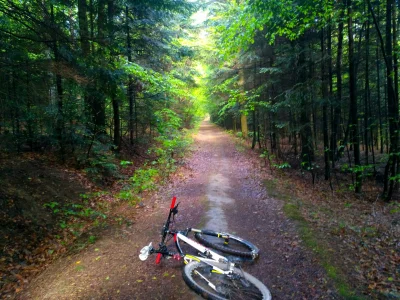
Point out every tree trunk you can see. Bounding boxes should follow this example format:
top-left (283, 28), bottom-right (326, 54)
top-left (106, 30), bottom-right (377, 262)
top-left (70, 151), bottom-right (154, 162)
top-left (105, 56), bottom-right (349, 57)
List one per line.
top-left (384, 0), bottom-right (398, 200)
top-left (377, 42), bottom-right (384, 154)
top-left (107, 0), bottom-right (119, 150)
top-left (299, 37), bottom-right (314, 168)
top-left (348, 0), bottom-right (362, 193)
top-left (331, 2), bottom-right (344, 167)
top-left (92, 0), bottom-right (106, 130)
top-left (364, 15), bottom-right (370, 165)
top-left (78, 0), bottom-right (90, 56)
top-left (241, 114), bottom-right (248, 138)
top-left (252, 109), bottom-right (257, 149)
top-left (126, 6), bottom-right (135, 145)
top-left (321, 28), bottom-right (330, 180)
top-left (51, 4), bottom-right (65, 161)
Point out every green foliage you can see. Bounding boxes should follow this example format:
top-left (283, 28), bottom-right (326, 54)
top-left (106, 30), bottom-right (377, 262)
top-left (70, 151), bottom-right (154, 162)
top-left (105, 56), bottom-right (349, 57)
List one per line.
top-left (150, 108), bottom-right (192, 174)
top-left (85, 154), bottom-right (118, 183)
top-left (259, 150), bottom-right (269, 159)
top-left (88, 235), bottom-right (97, 244)
top-left (44, 200), bottom-right (107, 231)
top-left (154, 108), bottom-right (182, 136)
top-left (117, 189), bottom-right (136, 203)
top-left (0, 0), bottom-right (201, 167)
top-left (388, 202), bottom-right (400, 214)
top-left (130, 168), bottom-right (160, 194)
top-left (43, 202), bottom-right (61, 214)
top-left (389, 173), bottom-right (400, 182)
top-left (120, 160), bottom-right (133, 167)
top-left (272, 162), bottom-right (291, 169)
top-left (212, 0), bottom-right (334, 59)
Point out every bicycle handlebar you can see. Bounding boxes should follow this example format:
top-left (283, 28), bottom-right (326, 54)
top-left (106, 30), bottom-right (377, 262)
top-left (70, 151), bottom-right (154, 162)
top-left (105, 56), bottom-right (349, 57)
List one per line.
top-left (170, 196), bottom-right (177, 209)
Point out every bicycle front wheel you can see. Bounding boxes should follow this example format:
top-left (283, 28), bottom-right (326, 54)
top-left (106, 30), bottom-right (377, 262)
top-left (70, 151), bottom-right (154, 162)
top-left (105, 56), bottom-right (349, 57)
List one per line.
top-left (183, 261), bottom-right (271, 300)
top-left (194, 230), bottom-right (259, 260)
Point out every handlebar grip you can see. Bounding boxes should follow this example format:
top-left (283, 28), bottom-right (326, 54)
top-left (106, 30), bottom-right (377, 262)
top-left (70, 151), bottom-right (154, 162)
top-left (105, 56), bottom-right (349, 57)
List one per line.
top-left (170, 196), bottom-right (177, 209)
top-left (155, 253), bottom-right (162, 264)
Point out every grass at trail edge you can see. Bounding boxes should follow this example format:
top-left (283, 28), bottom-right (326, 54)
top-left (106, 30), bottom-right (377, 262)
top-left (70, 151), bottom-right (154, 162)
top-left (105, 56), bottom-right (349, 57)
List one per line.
top-left (264, 178), bottom-right (366, 300)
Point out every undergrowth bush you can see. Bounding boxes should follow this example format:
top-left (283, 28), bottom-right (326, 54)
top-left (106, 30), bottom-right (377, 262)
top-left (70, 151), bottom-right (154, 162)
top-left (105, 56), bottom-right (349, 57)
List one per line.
top-left (118, 108), bottom-right (195, 204)
top-left (150, 108), bottom-right (192, 175)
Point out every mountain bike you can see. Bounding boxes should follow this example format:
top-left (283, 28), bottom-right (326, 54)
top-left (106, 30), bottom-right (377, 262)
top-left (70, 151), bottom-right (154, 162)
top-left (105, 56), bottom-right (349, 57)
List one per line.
top-left (139, 197), bottom-right (272, 299)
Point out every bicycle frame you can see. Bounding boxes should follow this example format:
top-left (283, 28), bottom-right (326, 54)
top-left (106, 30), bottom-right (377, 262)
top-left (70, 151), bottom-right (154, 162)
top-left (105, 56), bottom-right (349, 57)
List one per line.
top-left (139, 197), bottom-right (271, 299)
top-left (139, 197), bottom-right (235, 275)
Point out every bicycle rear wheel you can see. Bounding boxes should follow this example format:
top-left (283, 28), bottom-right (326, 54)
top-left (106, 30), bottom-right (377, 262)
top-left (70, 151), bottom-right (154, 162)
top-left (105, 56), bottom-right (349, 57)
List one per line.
top-left (183, 261), bottom-right (271, 300)
top-left (194, 230), bottom-right (259, 259)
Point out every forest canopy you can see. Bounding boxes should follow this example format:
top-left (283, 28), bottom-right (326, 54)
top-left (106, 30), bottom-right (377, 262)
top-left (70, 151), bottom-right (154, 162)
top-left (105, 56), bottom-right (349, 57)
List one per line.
top-left (204, 0), bottom-right (400, 201)
top-left (2, 0), bottom-right (400, 201)
top-left (0, 0), bottom-right (202, 168)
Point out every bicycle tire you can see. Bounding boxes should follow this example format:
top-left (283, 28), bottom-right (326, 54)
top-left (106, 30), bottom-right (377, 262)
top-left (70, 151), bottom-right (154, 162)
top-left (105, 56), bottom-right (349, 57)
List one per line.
top-left (194, 230), bottom-right (259, 259)
top-left (182, 261), bottom-right (271, 300)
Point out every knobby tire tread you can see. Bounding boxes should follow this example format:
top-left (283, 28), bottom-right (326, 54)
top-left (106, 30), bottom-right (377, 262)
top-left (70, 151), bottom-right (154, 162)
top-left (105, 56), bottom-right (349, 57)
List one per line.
top-left (182, 261), bottom-right (271, 300)
top-left (194, 231), bottom-right (259, 259)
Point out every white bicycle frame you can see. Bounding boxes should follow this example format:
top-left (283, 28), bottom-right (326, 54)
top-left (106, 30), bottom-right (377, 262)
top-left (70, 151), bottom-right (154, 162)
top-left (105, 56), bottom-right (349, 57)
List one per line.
top-left (176, 232), bottom-right (236, 274)
top-left (139, 198), bottom-right (270, 299)
top-left (139, 231), bottom-right (236, 275)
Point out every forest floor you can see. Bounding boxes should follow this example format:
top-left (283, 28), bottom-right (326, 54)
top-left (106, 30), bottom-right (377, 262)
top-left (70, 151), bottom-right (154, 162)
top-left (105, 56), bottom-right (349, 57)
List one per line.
top-left (1, 121), bottom-right (399, 299)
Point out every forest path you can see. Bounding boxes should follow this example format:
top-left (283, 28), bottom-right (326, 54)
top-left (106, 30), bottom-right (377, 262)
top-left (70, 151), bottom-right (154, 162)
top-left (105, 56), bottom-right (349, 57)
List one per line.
top-left (21, 121), bottom-right (338, 300)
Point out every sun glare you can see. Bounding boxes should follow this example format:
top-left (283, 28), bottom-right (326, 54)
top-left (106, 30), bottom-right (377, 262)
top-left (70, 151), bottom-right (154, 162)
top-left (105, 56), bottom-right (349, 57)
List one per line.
top-left (191, 10), bottom-right (208, 25)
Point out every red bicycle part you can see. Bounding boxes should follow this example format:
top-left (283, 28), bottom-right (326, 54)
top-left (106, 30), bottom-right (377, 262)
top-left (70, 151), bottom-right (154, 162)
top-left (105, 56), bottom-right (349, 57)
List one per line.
top-left (170, 196), bottom-right (177, 209)
top-left (155, 253), bottom-right (162, 264)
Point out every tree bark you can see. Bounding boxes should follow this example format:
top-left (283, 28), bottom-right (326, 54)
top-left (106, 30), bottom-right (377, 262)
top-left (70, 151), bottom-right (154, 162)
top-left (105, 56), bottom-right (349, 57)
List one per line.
top-left (384, 0), bottom-right (398, 200)
top-left (331, 2), bottom-right (344, 167)
top-left (348, 0), bottom-right (362, 193)
top-left (78, 0), bottom-right (90, 56)
top-left (321, 28), bottom-right (330, 180)
top-left (299, 36), bottom-right (314, 169)
top-left (364, 15), bottom-right (370, 165)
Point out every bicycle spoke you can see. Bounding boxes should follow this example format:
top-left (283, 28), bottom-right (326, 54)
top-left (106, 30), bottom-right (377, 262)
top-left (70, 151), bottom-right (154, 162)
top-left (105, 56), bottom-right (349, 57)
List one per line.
top-left (188, 263), bottom-right (264, 300)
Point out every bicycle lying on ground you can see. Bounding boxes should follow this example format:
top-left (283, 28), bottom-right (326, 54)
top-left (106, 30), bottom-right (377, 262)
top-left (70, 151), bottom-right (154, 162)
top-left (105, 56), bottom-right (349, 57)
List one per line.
top-left (139, 196), bottom-right (272, 299)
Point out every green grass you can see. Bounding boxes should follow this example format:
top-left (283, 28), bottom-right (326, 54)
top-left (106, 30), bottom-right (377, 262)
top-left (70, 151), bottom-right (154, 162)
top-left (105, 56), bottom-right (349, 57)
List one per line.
top-left (264, 179), bottom-right (366, 300)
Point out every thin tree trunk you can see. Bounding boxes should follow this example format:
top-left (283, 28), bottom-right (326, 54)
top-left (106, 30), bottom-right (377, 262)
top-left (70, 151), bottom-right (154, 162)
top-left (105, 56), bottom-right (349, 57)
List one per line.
top-left (348, 0), bottom-right (362, 193)
top-left (332, 2), bottom-right (344, 167)
top-left (126, 6), bottom-right (135, 145)
top-left (321, 28), bottom-right (330, 180)
top-left (108, 0), bottom-right (120, 150)
top-left (369, 0), bottom-right (399, 199)
top-left (377, 45), bottom-right (384, 154)
top-left (78, 0), bottom-right (90, 56)
top-left (252, 109), bottom-right (257, 149)
top-left (384, 0), bottom-right (399, 200)
top-left (299, 36), bottom-right (314, 169)
top-left (90, 0), bottom-right (95, 53)
top-left (364, 15), bottom-right (370, 165)
top-left (93, 0), bottom-right (106, 130)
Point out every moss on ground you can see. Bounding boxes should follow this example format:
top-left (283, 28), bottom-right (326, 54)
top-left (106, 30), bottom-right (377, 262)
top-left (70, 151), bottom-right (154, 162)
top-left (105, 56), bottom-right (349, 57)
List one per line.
top-left (264, 179), bottom-right (366, 300)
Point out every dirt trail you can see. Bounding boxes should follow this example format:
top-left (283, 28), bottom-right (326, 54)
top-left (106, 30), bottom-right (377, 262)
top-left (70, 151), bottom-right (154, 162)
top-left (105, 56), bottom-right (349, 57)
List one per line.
top-left (20, 121), bottom-right (339, 299)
